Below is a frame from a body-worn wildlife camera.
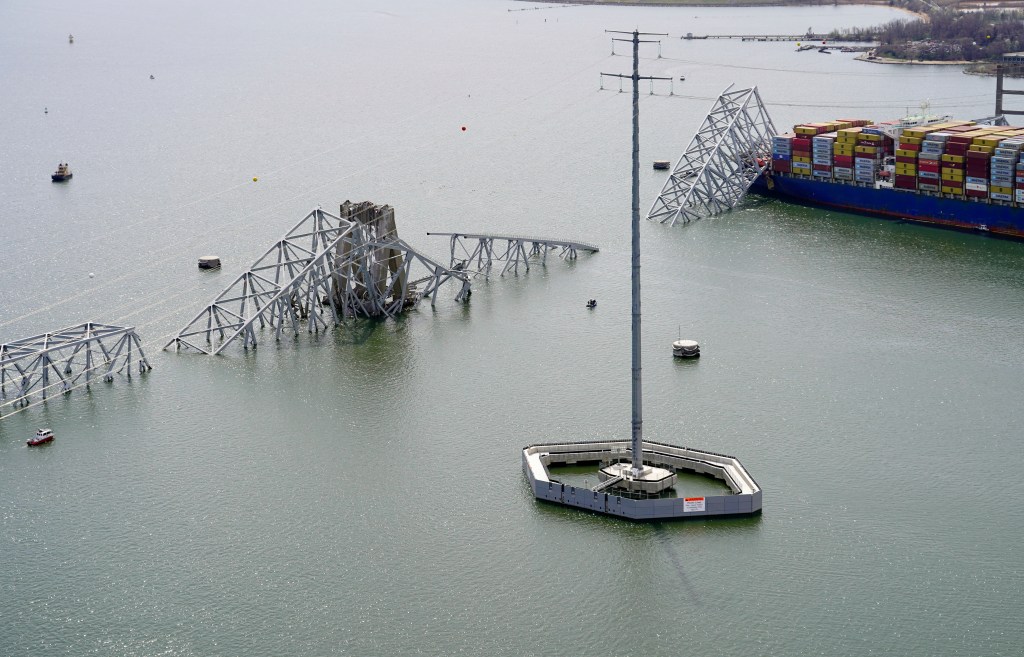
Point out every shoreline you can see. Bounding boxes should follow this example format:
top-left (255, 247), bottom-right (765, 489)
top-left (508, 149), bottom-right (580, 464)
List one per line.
top-left (522, 0), bottom-right (929, 20)
top-left (853, 53), bottom-right (973, 66)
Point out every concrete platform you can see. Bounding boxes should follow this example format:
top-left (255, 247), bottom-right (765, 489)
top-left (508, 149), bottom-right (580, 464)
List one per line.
top-left (522, 439), bottom-right (761, 521)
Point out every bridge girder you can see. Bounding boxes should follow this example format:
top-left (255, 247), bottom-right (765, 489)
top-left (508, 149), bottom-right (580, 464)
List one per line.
top-left (647, 85), bottom-right (777, 227)
top-left (168, 207), bottom-right (469, 355)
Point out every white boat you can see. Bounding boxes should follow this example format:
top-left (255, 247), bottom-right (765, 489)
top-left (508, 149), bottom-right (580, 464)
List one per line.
top-left (27, 428), bottom-right (55, 446)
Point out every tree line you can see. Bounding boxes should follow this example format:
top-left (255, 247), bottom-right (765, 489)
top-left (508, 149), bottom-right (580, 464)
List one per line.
top-left (827, 7), bottom-right (1024, 61)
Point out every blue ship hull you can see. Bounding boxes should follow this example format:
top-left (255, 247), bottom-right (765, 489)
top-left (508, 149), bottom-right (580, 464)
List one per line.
top-left (750, 173), bottom-right (1024, 240)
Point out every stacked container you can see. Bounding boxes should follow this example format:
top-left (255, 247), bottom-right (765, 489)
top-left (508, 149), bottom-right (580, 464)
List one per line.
top-left (1015, 143), bottom-right (1024, 204)
top-left (833, 126), bottom-right (860, 181)
top-left (854, 125), bottom-right (886, 184)
top-left (990, 138), bottom-right (1021, 202)
top-left (772, 133), bottom-right (794, 173)
top-left (919, 131), bottom-right (947, 192)
top-left (791, 124), bottom-right (817, 176)
top-left (940, 132), bottom-right (967, 196)
top-left (767, 118), bottom-right (1024, 206)
top-left (963, 130), bottom-right (995, 198)
top-left (812, 133), bottom-right (835, 179)
top-left (895, 131), bottom-right (920, 190)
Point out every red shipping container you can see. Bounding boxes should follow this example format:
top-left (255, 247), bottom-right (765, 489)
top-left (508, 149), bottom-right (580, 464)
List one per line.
top-left (966, 150), bottom-right (991, 159)
top-left (792, 150), bottom-right (811, 159)
top-left (894, 174), bottom-right (917, 188)
top-left (967, 189), bottom-right (988, 198)
top-left (898, 143), bottom-right (921, 152)
top-left (833, 155), bottom-right (855, 165)
top-left (918, 162), bottom-right (941, 173)
top-left (813, 163), bottom-right (832, 171)
top-left (944, 143), bottom-right (968, 156)
top-left (896, 155), bottom-right (917, 165)
top-left (772, 160), bottom-right (791, 173)
top-left (792, 138), bottom-right (812, 149)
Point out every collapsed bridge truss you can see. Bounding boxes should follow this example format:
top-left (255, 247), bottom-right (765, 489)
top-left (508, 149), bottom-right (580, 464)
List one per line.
top-left (0, 322), bottom-right (150, 414)
top-left (426, 232), bottom-right (600, 277)
top-left (168, 204), bottom-right (470, 355)
top-left (647, 85), bottom-right (777, 227)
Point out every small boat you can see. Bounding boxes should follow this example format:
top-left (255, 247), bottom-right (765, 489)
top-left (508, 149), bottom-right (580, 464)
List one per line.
top-left (653, 160), bottom-right (671, 170)
top-left (27, 428), bottom-right (55, 446)
top-left (678, 75), bottom-right (685, 81)
top-left (51, 162), bottom-right (72, 182)
top-left (586, 299), bottom-right (597, 309)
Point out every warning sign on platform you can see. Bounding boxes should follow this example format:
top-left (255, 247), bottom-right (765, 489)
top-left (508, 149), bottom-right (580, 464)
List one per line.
top-left (683, 497), bottom-right (705, 512)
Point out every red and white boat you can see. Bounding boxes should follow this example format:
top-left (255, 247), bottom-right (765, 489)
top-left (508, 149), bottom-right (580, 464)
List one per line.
top-left (27, 428), bottom-right (54, 446)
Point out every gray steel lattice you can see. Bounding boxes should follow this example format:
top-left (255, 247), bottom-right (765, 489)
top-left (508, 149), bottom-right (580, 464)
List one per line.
top-left (425, 232), bottom-right (599, 277)
top-left (0, 322), bottom-right (151, 414)
top-left (168, 205), bottom-right (470, 355)
top-left (647, 85), bottom-right (777, 226)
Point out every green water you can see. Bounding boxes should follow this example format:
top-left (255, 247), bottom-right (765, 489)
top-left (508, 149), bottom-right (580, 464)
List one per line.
top-left (2, 1), bottom-right (1022, 655)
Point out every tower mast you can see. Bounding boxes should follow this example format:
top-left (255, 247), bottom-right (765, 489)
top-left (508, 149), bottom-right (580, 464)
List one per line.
top-left (603, 29), bottom-right (668, 476)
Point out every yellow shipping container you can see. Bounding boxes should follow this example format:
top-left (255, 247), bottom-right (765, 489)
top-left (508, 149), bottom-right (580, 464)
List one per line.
top-left (975, 137), bottom-right (1002, 148)
top-left (941, 168), bottom-right (964, 180)
top-left (903, 127), bottom-right (938, 139)
top-left (792, 155), bottom-right (812, 164)
top-left (833, 146), bottom-right (855, 155)
top-left (941, 185), bottom-right (965, 195)
top-left (991, 185), bottom-right (1013, 195)
top-left (858, 133), bottom-right (883, 142)
top-left (900, 136), bottom-right (923, 145)
top-left (969, 145), bottom-right (995, 154)
top-left (941, 154), bottom-right (965, 164)
top-left (895, 163), bottom-right (917, 173)
top-left (895, 149), bottom-right (919, 158)
top-left (855, 145), bottom-right (879, 154)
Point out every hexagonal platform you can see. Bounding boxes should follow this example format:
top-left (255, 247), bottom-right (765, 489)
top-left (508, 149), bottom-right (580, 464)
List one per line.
top-left (522, 440), bottom-right (761, 521)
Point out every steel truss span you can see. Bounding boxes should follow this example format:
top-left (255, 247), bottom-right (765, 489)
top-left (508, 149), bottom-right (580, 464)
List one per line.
top-left (0, 323), bottom-right (151, 414)
top-left (426, 232), bottom-right (599, 277)
top-left (647, 85), bottom-right (777, 227)
top-left (168, 204), bottom-right (470, 355)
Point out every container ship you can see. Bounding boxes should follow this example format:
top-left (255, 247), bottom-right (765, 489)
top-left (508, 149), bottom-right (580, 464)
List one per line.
top-left (750, 116), bottom-right (1024, 239)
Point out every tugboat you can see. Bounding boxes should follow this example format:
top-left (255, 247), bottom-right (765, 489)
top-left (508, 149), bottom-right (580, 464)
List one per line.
top-left (51, 162), bottom-right (72, 182)
top-left (27, 428), bottom-right (55, 446)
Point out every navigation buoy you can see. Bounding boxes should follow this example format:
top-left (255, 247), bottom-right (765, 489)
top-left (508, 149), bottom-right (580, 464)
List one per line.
top-left (252, 177), bottom-right (258, 182)
top-left (672, 339), bottom-right (700, 358)
top-left (461, 126), bottom-right (467, 132)
top-left (89, 272), bottom-right (95, 278)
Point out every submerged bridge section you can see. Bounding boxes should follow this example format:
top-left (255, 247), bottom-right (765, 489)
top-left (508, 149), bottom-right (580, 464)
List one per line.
top-left (647, 85), bottom-right (776, 227)
top-left (426, 232), bottom-right (599, 277)
top-left (168, 204), bottom-right (470, 355)
top-left (0, 323), bottom-right (150, 415)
